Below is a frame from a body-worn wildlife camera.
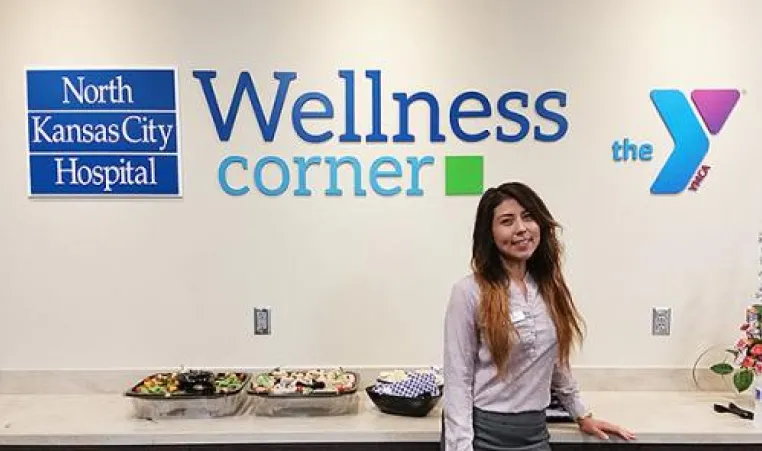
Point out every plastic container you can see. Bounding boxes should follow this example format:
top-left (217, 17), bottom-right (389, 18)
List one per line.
top-left (125, 372), bottom-right (251, 419)
top-left (247, 369), bottom-right (360, 417)
top-left (248, 391), bottom-right (360, 416)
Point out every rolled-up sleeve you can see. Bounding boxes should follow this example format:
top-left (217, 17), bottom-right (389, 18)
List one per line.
top-left (443, 281), bottom-right (477, 451)
top-left (551, 361), bottom-right (587, 420)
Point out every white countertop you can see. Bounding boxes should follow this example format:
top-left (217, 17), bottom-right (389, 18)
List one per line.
top-left (0, 390), bottom-right (760, 446)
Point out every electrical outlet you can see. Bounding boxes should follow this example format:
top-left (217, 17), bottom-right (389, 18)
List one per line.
top-left (254, 307), bottom-right (271, 335)
top-left (652, 307), bottom-right (671, 336)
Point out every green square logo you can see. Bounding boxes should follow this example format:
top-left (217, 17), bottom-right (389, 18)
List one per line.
top-left (445, 155), bottom-right (484, 195)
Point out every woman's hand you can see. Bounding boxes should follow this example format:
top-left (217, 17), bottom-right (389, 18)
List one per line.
top-left (577, 416), bottom-right (636, 441)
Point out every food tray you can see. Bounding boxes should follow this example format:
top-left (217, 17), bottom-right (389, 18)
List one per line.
top-left (247, 368), bottom-right (360, 416)
top-left (248, 368), bottom-right (359, 397)
top-left (247, 392), bottom-right (360, 416)
top-left (125, 371), bottom-right (251, 419)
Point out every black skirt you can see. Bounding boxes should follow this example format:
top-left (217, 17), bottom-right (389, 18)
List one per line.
top-left (441, 407), bottom-right (551, 451)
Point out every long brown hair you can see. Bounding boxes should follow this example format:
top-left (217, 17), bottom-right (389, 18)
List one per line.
top-left (471, 182), bottom-right (585, 376)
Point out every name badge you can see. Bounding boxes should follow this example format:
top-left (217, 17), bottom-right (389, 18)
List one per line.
top-left (510, 310), bottom-right (526, 323)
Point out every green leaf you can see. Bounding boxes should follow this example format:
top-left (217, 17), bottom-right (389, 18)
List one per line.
top-left (710, 363), bottom-right (734, 375)
top-left (726, 349), bottom-right (740, 357)
top-left (734, 368), bottom-right (755, 392)
top-left (256, 373), bottom-right (275, 388)
top-left (754, 305), bottom-right (762, 315)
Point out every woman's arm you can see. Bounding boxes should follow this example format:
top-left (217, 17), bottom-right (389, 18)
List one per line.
top-left (443, 281), bottom-right (478, 451)
top-left (552, 362), bottom-right (636, 441)
top-left (551, 361), bottom-right (587, 420)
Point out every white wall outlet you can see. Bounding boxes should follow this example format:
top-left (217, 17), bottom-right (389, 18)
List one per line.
top-left (652, 307), bottom-right (671, 336)
top-left (254, 307), bottom-right (271, 335)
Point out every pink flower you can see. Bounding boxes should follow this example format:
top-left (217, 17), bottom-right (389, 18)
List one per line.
top-left (754, 362), bottom-right (762, 374)
top-left (742, 357), bottom-right (755, 368)
top-left (736, 354), bottom-right (746, 366)
top-left (751, 345), bottom-right (762, 356)
top-left (742, 323), bottom-right (751, 330)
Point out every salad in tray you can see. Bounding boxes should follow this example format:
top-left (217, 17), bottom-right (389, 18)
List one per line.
top-left (129, 369), bottom-right (247, 397)
top-left (250, 367), bottom-right (357, 396)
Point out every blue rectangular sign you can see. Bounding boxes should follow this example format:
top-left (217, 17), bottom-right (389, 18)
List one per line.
top-left (26, 69), bottom-right (176, 111)
top-left (26, 68), bottom-right (181, 197)
top-left (28, 112), bottom-right (177, 152)
top-left (29, 155), bottom-right (179, 195)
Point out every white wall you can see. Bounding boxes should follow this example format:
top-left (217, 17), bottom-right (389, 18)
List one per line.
top-left (2, 0), bottom-right (762, 370)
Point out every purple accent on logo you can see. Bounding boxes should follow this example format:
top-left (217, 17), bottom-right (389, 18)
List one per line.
top-left (690, 89), bottom-right (740, 135)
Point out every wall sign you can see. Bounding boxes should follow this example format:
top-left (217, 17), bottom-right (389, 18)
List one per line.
top-left (26, 68), bottom-right (182, 197)
top-left (194, 70), bottom-right (569, 198)
top-left (611, 88), bottom-right (740, 195)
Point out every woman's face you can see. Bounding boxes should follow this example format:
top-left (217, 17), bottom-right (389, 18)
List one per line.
top-left (491, 198), bottom-right (541, 262)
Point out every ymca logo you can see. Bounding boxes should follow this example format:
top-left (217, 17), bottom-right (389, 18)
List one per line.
top-left (611, 88), bottom-right (740, 194)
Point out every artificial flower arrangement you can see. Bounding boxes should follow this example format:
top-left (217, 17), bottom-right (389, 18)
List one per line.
top-left (710, 305), bottom-right (762, 392)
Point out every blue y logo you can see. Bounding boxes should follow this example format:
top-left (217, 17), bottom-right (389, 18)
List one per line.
top-left (649, 89), bottom-right (740, 194)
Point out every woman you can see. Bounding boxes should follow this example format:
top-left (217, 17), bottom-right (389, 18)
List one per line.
top-left (442, 182), bottom-right (635, 451)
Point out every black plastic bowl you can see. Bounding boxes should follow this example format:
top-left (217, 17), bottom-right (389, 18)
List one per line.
top-left (176, 370), bottom-right (216, 395)
top-left (365, 385), bottom-right (443, 417)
